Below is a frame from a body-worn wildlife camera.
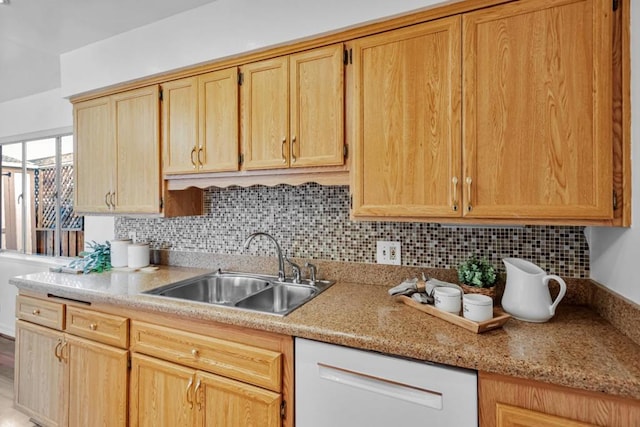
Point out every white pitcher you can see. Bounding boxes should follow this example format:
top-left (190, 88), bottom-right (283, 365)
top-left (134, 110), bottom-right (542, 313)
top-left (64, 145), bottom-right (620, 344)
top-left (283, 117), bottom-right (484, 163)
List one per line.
top-left (501, 258), bottom-right (567, 323)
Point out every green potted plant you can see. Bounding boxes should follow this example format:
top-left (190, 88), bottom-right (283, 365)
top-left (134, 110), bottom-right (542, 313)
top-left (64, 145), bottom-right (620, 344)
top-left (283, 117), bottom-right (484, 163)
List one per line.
top-left (457, 256), bottom-right (497, 297)
top-left (68, 241), bottom-right (112, 274)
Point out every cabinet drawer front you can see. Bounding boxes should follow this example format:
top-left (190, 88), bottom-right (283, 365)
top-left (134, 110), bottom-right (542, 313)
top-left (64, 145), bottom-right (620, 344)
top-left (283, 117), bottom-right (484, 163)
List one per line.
top-left (131, 321), bottom-right (282, 392)
top-left (16, 295), bottom-right (65, 330)
top-left (66, 306), bottom-right (129, 349)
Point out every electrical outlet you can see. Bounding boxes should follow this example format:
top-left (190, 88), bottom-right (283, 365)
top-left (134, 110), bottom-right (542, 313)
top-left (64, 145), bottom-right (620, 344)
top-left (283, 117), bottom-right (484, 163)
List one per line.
top-left (128, 231), bottom-right (136, 243)
top-left (376, 241), bottom-right (401, 265)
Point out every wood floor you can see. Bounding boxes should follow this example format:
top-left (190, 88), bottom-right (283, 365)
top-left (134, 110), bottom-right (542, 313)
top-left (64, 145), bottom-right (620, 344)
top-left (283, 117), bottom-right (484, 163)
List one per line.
top-left (0, 335), bottom-right (37, 427)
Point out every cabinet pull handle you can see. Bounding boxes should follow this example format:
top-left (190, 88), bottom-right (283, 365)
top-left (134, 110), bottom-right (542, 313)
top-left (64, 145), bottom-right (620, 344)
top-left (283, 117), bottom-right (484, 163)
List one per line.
top-left (465, 177), bottom-right (473, 212)
top-left (32, 309), bottom-right (40, 316)
top-left (185, 377), bottom-right (194, 409)
top-left (194, 379), bottom-right (202, 410)
top-left (109, 192), bottom-right (116, 209)
top-left (291, 136), bottom-right (297, 164)
top-left (281, 138), bottom-right (287, 164)
top-left (54, 339), bottom-right (63, 362)
top-left (59, 341), bottom-right (69, 363)
top-left (104, 192), bottom-right (110, 208)
top-left (197, 146), bottom-right (204, 166)
top-left (89, 323), bottom-right (97, 331)
top-left (191, 348), bottom-right (199, 357)
top-left (452, 177), bottom-right (459, 211)
top-left (190, 147), bottom-right (197, 168)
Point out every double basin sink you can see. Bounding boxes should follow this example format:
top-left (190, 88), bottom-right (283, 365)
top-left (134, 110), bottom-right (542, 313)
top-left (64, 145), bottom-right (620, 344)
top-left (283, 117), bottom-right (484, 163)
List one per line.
top-left (144, 270), bottom-right (334, 316)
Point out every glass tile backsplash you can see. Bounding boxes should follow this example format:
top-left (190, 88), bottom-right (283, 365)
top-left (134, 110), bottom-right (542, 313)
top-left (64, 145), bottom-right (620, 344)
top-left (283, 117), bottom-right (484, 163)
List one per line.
top-left (115, 184), bottom-right (589, 277)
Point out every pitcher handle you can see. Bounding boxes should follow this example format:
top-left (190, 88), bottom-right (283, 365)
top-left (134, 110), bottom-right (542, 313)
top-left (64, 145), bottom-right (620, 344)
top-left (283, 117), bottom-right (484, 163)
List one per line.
top-left (543, 275), bottom-right (567, 316)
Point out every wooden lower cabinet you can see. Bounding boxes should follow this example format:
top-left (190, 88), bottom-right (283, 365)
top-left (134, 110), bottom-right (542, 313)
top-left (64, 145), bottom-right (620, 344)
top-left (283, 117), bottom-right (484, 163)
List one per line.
top-left (14, 320), bottom-right (65, 427)
top-left (14, 320), bottom-right (128, 427)
top-left (479, 372), bottom-right (640, 427)
top-left (131, 353), bottom-right (281, 427)
top-left (65, 335), bottom-right (128, 427)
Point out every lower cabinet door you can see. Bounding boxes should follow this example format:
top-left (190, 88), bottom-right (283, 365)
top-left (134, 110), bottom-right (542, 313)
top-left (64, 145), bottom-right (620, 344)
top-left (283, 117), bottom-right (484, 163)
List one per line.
top-left (130, 353), bottom-right (197, 427)
top-left (14, 320), bottom-right (65, 427)
top-left (197, 371), bottom-right (281, 427)
top-left (65, 334), bottom-right (128, 427)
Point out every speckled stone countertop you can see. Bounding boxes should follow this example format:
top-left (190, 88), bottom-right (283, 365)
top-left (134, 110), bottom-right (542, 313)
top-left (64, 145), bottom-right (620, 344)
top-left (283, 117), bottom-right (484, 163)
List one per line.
top-left (9, 266), bottom-right (640, 400)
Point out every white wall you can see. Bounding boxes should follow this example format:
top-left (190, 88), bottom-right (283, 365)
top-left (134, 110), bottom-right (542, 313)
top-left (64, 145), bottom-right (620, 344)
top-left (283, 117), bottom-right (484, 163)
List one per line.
top-left (60, 0), bottom-right (456, 98)
top-left (83, 216), bottom-right (115, 251)
top-left (0, 88), bottom-right (72, 142)
top-left (589, 2), bottom-right (639, 305)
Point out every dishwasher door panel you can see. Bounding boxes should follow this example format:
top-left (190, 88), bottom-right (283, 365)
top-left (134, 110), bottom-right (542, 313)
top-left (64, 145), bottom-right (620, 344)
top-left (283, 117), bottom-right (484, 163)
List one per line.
top-left (295, 338), bottom-right (478, 427)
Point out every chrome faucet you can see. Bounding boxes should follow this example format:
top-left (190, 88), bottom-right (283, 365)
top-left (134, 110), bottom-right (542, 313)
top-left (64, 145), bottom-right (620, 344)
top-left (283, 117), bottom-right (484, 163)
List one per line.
top-left (286, 258), bottom-right (302, 284)
top-left (242, 232), bottom-right (286, 282)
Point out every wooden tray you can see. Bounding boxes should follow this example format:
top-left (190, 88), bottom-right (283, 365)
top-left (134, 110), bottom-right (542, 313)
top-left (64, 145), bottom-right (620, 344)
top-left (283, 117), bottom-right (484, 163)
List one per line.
top-left (395, 295), bottom-right (511, 333)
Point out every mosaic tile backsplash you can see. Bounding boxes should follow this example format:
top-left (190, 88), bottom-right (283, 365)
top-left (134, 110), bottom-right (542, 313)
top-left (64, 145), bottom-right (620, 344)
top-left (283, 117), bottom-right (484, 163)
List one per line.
top-left (115, 184), bottom-right (590, 278)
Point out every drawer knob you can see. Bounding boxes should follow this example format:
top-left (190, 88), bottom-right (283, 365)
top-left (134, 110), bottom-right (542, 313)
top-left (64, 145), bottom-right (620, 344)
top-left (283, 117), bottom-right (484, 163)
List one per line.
top-left (32, 309), bottom-right (40, 315)
top-left (191, 349), bottom-right (199, 357)
top-left (89, 323), bottom-right (98, 331)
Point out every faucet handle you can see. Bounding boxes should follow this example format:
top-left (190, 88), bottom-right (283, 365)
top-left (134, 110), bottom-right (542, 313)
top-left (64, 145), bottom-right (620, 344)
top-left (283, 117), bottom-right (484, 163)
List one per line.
top-left (305, 262), bottom-right (317, 285)
top-left (286, 258), bottom-right (302, 284)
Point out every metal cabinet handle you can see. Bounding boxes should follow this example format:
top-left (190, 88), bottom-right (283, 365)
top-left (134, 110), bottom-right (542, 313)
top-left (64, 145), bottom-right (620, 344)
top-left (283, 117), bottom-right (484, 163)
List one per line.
top-left (465, 177), bottom-right (473, 212)
top-left (191, 348), bottom-right (199, 357)
top-left (197, 146), bottom-right (204, 166)
top-left (54, 339), bottom-right (63, 362)
top-left (452, 177), bottom-right (459, 212)
top-left (89, 323), bottom-right (97, 331)
top-left (59, 341), bottom-right (69, 363)
top-left (104, 192), bottom-right (110, 208)
top-left (281, 138), bottom-right (287, 164)
top-left (291, 136), bottom-right (297, 164)
top-left (185, 377), bottom-right (194, 409)
top-left (190, 147), bottom-right (197, 168)
top-left (32, 309), bottom-right (40, 316)
top-left (108, 192), bottom-right (116, 209)
top-left (194, 379), bottom-right (202, 410)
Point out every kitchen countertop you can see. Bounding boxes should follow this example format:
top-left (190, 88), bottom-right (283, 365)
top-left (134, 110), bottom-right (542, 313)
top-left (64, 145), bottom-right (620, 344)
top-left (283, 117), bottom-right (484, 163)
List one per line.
top-left (10, 266), bottom-right (640, 400)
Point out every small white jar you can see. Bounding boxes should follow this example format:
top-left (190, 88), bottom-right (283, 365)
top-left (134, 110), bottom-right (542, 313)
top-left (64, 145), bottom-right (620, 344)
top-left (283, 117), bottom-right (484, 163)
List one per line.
top-left (127, 243), bottom-right (150, 269)
top-left (463, 294), bottom-right (493, 322)
top-left (110, 239), bottom-right (132, 268)
top-left (434, 287), bottom-right (462, 314)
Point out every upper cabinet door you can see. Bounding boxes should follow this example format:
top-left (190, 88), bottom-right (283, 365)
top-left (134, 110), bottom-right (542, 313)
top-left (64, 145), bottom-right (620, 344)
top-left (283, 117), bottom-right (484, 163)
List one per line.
top-left (162, 77), bottom-right (199, 174)
top-left (350, 17), bottom-right (462, 218)
top-left (462, 0), bottom-right (613, 220)
top-left (241, 57), bottom-right (289, 170)
top-left (74, 96), bottom-right (114, 213)
top-left (198, 68), bottom-right (240, 173)
top-left (290, 44), bottom-right (344, 168)
top-left (112, 85), bottom-right (161, 213)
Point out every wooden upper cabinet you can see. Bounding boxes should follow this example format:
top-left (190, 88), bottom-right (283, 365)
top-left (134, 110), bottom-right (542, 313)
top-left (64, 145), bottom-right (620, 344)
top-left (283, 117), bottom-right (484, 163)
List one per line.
top-left (350, 17), bottom-right (462, 218)
top-left (198, 68), bottom-right (240, 172)
top-left (290, 44), bottom-right (344, 168)
top-left (241, 57), bottom-right (290, 170)
top-left (74, 96), bottom-right (115, 213)
top-left (162, 77), bottom-right (199, 174)
top-left (462, 0), bottom-right (613, 220)
top-left (241, 44), bottom-right (345, 171)
top-left (163, 69), bottom-right (239, 175)
top-left (112, 85), bottom-right (161, 214)
top-left (74, 85), bottom-right (161, 214)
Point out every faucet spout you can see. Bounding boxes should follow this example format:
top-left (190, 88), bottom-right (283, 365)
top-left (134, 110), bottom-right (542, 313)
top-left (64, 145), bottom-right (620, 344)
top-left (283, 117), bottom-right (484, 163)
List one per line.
top-left (242, 232), bottom-right (286, 282)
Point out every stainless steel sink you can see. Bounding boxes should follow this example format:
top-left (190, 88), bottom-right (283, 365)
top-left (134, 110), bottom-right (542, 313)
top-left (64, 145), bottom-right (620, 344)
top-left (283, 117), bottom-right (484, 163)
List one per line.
top-left (143, 270), bottom-right (334, 316)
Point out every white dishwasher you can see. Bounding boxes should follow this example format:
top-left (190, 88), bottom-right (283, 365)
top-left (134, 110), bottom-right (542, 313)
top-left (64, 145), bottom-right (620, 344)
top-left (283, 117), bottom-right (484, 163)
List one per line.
top-left (295, 338), bottom-right (477, 427)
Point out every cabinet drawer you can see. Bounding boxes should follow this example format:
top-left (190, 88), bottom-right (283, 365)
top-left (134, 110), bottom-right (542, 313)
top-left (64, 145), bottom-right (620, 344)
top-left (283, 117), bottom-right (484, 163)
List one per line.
top-left (16, 295), bottom-right (65, 330)
top-left (130, 321), bottom-right (282, 392)
top-left (66, 306), bottom-right (129, 349)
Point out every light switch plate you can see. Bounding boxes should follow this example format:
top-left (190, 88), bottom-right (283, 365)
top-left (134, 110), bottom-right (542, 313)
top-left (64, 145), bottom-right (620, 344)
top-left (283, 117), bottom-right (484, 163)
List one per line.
top-left (376, 241), bottom-right (401, 265)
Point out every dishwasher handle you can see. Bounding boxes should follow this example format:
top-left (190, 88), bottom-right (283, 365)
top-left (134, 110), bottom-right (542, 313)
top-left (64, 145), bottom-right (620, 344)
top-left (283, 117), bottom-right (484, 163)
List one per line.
top-left (318, 363), bottom-right (443, 410)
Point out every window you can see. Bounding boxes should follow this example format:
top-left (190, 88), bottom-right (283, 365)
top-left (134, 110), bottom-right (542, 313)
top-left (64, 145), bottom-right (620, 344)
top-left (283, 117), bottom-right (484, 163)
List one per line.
top-left (0, 134), bottom-right (84, 257)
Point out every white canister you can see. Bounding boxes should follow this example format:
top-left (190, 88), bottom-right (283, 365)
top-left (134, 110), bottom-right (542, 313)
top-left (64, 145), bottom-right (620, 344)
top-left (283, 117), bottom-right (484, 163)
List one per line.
top-left (128, 243), bottom-right (150, 269)
top-left (110, 239), bottom-right (132, 268)
top-left (433, 287), bottom-right (462, 314)
top-left (463, 294), bottom-right (493, 322)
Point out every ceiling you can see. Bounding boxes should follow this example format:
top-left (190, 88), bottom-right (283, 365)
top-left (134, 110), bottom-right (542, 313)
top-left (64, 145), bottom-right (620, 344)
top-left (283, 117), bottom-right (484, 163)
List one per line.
top-left (0, 0), bottom-right (219, 104)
